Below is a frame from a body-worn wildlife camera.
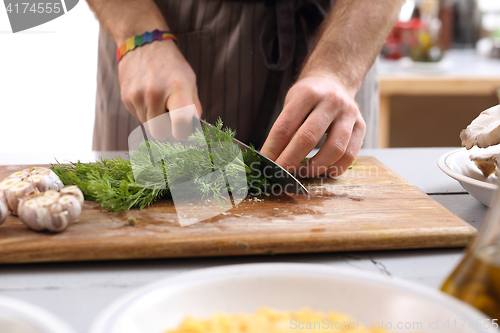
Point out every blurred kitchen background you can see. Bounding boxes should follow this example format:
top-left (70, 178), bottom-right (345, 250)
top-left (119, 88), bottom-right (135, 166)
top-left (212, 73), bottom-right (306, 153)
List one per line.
top-left (0, 0), bottom-right (499, 154)
top-left (379, 0), bottom-right (500, 147)
top-left (0, 1), bottom-right (99, 155)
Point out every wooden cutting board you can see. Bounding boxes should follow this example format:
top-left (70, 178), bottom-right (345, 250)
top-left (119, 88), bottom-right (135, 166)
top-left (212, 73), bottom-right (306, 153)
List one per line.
top-left (0, 157), bottom-right (476, 264)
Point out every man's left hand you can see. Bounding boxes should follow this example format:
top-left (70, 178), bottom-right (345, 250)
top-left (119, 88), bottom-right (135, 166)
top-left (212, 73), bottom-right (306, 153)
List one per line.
top-left (260, 72), bottom-right (366, 178)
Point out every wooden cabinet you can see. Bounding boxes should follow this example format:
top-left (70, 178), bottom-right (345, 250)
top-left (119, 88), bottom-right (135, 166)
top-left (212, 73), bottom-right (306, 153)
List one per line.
top-left (379, 50), bottom-right (500, 147)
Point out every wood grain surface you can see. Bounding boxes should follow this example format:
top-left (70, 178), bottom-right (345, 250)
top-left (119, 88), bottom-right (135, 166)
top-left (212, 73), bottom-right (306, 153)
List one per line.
top-left (0, 157), bottom-right (476, 264)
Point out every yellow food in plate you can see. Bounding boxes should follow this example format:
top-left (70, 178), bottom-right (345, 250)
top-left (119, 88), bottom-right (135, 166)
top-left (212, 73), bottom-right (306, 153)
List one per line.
top-left (166, 307), bottom-right (388, 332)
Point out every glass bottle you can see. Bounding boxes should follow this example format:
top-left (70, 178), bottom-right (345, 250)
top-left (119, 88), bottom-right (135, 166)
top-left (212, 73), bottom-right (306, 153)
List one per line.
top-left (409, 0), bottom-right (444, 62)
top-left (441, 189), bottom-right (500, 319)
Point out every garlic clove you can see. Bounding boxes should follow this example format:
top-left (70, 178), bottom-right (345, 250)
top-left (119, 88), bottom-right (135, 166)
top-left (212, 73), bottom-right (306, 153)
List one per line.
top-left (7, 171), bottom-right (29, 179)
top-left (0, 177), bottom-right (22, 196)
top-left (27, 174), bottom-right (60, 192)
top-left (5, 181), bottom-right (36, 215)
top-left (48, 203), bottom-right (70, 232)
top-left (36, 196), bottom-right (56, 208)
top-left (25, 167), bottom-right (48, 175)
top-left (18, 197), bottom-right (50, 231)
top-left (60, 186), bottom-right (84, 207)
top-left (0, 192), bottom-right (8, 225)
top-left (43, 190), bottom-right (61, 201)
top-left (29, 168), bottom-right (63, 191)
top-left (58, 195), bottom-right (82, 222)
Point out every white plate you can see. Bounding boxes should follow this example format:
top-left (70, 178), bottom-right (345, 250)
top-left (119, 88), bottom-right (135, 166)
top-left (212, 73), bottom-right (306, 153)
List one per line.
top-left (90, 263), bottom-right (493, 333)
top-left (438, 147), bottom-right (499, 207)
top-left (0, 295), bottom-right (76, 333)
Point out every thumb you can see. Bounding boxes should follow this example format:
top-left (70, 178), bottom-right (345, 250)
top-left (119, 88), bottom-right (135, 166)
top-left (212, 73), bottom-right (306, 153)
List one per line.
top-left (166, 91), bottom-right (198, 140)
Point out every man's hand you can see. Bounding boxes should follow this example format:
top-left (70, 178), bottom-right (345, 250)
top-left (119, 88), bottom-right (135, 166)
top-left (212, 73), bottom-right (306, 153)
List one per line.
top-left (86, 0), bottom-right (202, 139)
top-left (118, 40), bottom-right (202, 139)
top-left (261, 0), bottom-right (404, 177)
top-left (261, 72), bottom-right (365, 178)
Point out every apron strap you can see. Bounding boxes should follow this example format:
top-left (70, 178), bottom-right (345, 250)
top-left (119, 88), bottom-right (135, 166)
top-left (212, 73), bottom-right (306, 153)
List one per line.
top-left (248, 0), bottom-right (327, 149)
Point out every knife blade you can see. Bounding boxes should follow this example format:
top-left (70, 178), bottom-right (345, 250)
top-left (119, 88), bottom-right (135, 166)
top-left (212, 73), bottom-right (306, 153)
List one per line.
top-left (202, 120), bottom-right (308, 195)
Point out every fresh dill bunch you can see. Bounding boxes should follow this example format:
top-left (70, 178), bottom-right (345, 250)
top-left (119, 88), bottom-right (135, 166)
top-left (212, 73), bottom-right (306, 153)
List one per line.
top-left (51, 119), bottom-right (274, 212)
top-left (51, 157), bottom-right (169, 212)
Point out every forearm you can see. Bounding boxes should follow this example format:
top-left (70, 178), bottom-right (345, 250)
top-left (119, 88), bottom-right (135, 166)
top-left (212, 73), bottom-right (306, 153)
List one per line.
top-left (86, 0), bottom-right (169, 45)
top-left (301, 0), bottom-right (404, 95)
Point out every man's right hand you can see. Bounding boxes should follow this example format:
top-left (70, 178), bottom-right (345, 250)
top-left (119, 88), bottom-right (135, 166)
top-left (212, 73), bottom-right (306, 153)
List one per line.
top-left (85, 0), bottom-right (202, 138)
top-left (118, 39), bottom-right (202, 140)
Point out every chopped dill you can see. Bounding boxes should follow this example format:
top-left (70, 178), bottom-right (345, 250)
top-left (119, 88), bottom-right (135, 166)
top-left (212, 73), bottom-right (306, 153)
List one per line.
top-left (51, 119), bottom-right (274, 212)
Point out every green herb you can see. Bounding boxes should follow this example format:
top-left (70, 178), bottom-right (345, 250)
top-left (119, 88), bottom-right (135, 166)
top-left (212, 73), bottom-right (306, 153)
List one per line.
top-left (301, 157), bottom-right (310, 164)
top-left (127, 216), bottom-right (137, 226)
top-left (51, 119), bottom-right (273, 212)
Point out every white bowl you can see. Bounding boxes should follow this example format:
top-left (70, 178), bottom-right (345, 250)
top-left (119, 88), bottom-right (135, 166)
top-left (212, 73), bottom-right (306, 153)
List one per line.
top-left (90, 263), bottom-right (493, 333)
top-left (438, 147), bottom-right (499, 207)
top-left (0, 295), bottom-right (76, 333)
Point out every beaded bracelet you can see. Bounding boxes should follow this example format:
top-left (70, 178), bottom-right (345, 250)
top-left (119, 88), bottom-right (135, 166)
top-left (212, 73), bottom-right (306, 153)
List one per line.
top-left (116, 29), bottom-right (179, 61)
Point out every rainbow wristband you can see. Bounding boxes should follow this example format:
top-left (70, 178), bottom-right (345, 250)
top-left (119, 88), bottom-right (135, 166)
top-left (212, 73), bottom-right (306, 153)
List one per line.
top-left (116, 29), bottom-right (179, 61)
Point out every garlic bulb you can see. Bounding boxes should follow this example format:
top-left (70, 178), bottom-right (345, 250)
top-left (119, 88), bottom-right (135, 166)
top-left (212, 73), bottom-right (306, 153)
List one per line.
top-left (0, 167), bottom-right (83, 232)
top-left (17, 186), bottom-right (84, 232)
top-left (0, 167), bottom-right (65, 216)
top-left (58, 195), bottom-right (82, 220)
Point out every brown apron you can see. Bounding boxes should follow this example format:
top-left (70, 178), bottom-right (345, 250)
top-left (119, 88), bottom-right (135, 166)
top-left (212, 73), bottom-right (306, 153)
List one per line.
top-left (92, 0), bottom-right (379, 151)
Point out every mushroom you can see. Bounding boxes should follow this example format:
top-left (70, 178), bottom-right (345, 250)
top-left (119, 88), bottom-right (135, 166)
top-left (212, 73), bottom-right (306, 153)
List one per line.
top-left (460, 105), bottom-right (500, 150)
top-left (460, 105), bottom-right (500, 178)
top-left (4, 181), bottom-right (36, 215)
top-left (469, 153), bottom-right (500, 177)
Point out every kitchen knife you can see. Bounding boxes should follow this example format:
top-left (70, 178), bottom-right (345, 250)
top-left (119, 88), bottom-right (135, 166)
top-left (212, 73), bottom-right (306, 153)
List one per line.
top-left (202, 120), bottom-right (308, 195)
